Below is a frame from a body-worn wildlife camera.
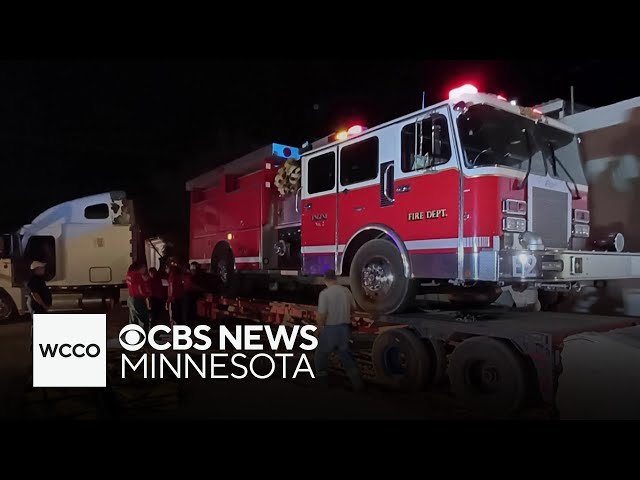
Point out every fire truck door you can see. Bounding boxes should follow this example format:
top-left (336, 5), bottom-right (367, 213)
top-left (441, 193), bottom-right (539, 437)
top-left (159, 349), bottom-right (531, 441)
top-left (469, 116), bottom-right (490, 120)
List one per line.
top-left (393, 109), bottom-right (461, 279)
top-left (301, 147), bottom-right (338, 275)
top-left (336, 133), bottom-right (385, 253)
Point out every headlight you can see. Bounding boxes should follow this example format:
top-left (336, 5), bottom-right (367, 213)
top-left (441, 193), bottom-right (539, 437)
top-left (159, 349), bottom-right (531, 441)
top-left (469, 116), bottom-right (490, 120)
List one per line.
top-left (503, 199), bottom-right (527, 215)
top-left (573, 224), bottom-right (590, 238)
top-left (503, 217), bottom-right (526, 233)
top-left (573, 209), bottom-right (590, 224)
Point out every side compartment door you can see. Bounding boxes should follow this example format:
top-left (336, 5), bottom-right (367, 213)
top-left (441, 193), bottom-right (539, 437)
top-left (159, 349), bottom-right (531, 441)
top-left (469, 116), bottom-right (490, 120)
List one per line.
top-left (301, 147), bottom-right (337, 275)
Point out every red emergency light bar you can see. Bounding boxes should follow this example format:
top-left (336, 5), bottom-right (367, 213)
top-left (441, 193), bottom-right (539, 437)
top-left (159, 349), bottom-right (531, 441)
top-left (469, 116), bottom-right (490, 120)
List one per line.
top-left (336, 124), bottom-right (366, 141)
top-left (448, 84), bottom-right (478, 99)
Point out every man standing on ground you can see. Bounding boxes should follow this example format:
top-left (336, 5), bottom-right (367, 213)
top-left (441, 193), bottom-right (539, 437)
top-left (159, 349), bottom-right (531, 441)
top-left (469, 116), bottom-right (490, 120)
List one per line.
top-left (27, 261), bottom-right (51, 316)
top-left (27, 261), bottom-right (52, 353)
top-left (147, 267), bottom-right (165, 327)
top-left (314, 270), bottom-right (365, 392)
top-left (167, 265), bottom-right (185, 326)
top-left (126, 262), bottom-right (151, 331)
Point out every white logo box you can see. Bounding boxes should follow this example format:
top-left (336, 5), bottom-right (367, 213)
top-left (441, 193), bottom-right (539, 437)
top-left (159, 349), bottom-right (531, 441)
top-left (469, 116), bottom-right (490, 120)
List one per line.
top-left (32, 313), bottom-right (107, 388)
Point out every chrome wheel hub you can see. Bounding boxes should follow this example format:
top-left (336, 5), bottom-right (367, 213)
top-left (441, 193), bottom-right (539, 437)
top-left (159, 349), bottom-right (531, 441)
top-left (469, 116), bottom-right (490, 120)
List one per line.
top-left (361, 259), bottom-right (394, 298)
top-left (217, 261), bottom-right (228, 284)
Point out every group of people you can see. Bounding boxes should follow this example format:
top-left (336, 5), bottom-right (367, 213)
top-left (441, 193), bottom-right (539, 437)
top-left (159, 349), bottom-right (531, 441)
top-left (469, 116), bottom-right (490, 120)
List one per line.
top-left (24, 255), bottom-right (365, 391)
top-left (126, 260), bottom-right (205, 331)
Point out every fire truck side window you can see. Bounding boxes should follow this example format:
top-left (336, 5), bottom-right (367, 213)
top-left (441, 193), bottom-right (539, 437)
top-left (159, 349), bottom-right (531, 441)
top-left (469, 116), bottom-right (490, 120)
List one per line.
top-left (24, 235), bottom-right (56, 278)
top-left (340, 136), bottom-right (379, 186)
top-left (307, 152), bottom-right (336, 194)
top-left (401, 114), bottom-right (451, 172)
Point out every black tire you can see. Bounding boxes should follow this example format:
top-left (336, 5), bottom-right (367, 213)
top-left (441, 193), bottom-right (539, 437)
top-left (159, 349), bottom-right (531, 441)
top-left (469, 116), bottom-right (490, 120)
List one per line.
top-left (0, 290), bottom-right (18, 322)
top-left (211, 245), bottom-right (237, 295)
top-left (350, 239), bottom-right (416, 315)
top-left (448, 336), bottom-right (529, 416)
top-left (372, 328), bottom-right (432, 392)
top-left (538, 290), bottom-right (562, 312)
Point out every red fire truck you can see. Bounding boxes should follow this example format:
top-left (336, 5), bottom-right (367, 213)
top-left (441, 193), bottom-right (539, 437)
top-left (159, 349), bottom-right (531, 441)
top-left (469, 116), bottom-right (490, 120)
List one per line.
top-left (186, 84), bottom-right (640, 315)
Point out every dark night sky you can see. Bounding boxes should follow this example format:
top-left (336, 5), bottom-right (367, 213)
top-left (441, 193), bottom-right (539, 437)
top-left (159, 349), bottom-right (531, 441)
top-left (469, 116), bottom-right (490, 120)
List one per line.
top-left (2, 60), bottom-right (639, 244)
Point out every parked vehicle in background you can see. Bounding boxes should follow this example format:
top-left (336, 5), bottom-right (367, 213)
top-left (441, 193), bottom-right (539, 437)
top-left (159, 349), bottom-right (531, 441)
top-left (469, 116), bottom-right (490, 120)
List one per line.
top-left (0, 191), bottom-right (138, 321)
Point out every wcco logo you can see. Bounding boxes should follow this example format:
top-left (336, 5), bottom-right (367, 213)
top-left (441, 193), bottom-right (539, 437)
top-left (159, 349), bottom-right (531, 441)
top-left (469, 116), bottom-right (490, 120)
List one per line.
top-left (32, 314), bottom-right (106, 388)
top-left (39, 343), bottom-right (101, 358)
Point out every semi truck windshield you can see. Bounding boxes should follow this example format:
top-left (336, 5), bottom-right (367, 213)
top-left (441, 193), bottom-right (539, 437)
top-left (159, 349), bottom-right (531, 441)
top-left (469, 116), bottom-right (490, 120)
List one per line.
top-left (457, 104), bottom-right (587, 185)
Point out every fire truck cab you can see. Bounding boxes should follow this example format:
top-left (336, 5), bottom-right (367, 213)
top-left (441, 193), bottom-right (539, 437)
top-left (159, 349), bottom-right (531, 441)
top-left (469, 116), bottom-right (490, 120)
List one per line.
top-left (187, 84), bottom-right (640, 314)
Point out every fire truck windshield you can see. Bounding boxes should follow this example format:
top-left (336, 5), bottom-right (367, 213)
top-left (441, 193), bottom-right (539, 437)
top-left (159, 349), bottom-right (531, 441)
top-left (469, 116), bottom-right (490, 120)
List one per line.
top-left (457, 104), bottom-right (587, 185)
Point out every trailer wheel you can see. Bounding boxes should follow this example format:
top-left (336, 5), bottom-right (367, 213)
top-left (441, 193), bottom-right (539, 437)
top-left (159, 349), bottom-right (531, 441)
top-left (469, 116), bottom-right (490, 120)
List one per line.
top-left (372, 328), bottom-right (431, 392)
top-left (0, 290), bottom-right (18, 322)
top-left (350, 239), bottom-right (416, 315)
top-left (448, 336), bottom-right (528, 416)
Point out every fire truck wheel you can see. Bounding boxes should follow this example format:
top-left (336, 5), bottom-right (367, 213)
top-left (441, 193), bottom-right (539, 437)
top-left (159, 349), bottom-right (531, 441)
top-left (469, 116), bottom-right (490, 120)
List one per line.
top-left (372, 328), bottom-right (431, 392)
top-left (350, 239), bottom-right (416, 315)
top-left (211, 247), bottom-right (236, 294)
top-left (0, 290), bottom-right (18, 322)
top-left (448, 336), bottom-right (528, 416)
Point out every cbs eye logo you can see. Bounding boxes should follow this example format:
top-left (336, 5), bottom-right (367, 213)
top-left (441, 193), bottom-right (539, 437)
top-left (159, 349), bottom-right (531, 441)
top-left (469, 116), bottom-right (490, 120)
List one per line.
top-left (119, 324), bottom-right (147, 352)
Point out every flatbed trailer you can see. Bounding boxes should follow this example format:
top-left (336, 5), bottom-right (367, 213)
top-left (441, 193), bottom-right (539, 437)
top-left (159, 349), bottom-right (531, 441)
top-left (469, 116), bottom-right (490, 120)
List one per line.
top-left (196, 294), bottom-right (638, 416)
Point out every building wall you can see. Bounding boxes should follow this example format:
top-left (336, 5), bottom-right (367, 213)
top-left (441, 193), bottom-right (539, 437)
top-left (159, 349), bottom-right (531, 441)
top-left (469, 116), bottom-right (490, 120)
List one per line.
top-left (561, 98), bottom-right (640, 314)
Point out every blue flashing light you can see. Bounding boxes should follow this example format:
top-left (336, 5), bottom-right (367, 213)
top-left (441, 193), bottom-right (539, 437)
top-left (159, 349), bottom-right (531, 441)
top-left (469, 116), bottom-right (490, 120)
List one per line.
top-left (272, 143), bottom-right (300, 160)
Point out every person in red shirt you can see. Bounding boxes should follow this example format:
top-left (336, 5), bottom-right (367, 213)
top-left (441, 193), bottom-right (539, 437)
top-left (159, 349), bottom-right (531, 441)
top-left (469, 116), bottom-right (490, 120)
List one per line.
top-left (166, 265), bottom-right (185, 326)
top-left (126, 262), bottom-right (151, 331)
top-left (147, 267), bottom-right (166, 327)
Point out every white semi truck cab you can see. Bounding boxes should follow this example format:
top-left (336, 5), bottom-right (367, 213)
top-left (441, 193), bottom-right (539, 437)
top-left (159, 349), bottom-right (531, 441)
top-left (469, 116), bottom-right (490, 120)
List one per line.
top-left (0, 191), bottom-right (138, 320)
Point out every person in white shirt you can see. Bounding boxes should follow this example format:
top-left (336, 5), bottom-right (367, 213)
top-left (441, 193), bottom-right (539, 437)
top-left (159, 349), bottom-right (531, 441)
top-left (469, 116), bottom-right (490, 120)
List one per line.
top-left (314, 270), bottom-right (364, 392)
